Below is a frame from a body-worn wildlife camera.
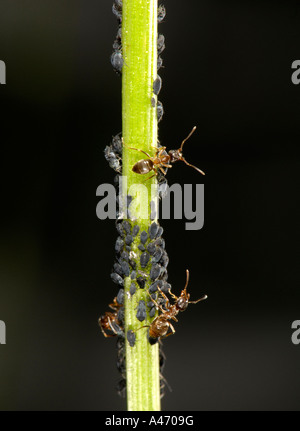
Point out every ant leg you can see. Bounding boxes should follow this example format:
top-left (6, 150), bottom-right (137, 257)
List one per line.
top-left (158, 166), bottom-right (167, 176)
top-left (142, 170), bottom-right (158, 183)
top-left (161, 162), bottom-right (172, 169)
top-left (147, 291), bottom-right (167, 315)
top-left (162, 323), bottom-right (176, 338)
top-left (122, 138), bottom-right (152, 158)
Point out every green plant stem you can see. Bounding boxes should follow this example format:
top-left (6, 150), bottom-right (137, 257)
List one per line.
top-left (122, 0), bottom-right (160, 411)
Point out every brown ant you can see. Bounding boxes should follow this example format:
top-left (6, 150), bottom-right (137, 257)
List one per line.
top-left (135, 269), bottom-right (207, 343)
top-left (98, 296), bottom-right (124, 338)
top-left (125, 126), bottom-right (205, 181)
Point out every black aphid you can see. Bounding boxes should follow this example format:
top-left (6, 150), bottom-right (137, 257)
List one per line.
top-left (136, 300), bottom-right (147, 322)
top-left (120, 260), bottom-right (130, 277)
top-left (149, 222), bottom-right (159, 239)
top-left (111, 272), bottom-right (124, 286)
top-left (113, 262), bottom-right (123, 276)
top-left (120, 250), bottom-right (129, 261)
top-left (138, 244), bottom-right (146, 252)
top-left (129, 259), bottom-right (136, 270)
top-left (115, 237), bottom-right (124, 253)
top-left (147, 242), bottom-right (156, 255)
top-left (130, 282), bottom-right (137, 296)
top-left (154, 237), bottom-right (165, 249)
top-left (151, 97), bottom-right (156, 108)
top-left (127, 330), bottom-right (136, 347)
top-left (156, 226), bottom-right (164, 238)
top-left (112, 133), bottom-right (122, 155)
top-left (116, 378), bottom-right (126, 397)
top-left (160, 251), bottom-right (169, 268)
top-left (152, 247), bottom-right (163, 263)
top-left (122, 220), bottom-right (132, 234)
top-left (150, 264), bottom-right (162, 281)
top-left (132, 225), bottom-right (140, 236)
top-left (157, 34), bottom-right (165, 54)
top-left (160, 281), bottom-right (171, 293)
top-left (157, 56), bottom-right (163, 71)
top-left (130, 270), bottom-right (136, 280)
top-left (136, 277), bottom-right (146, 289)
top-left (157, 100), bottom-right (164, 122)
top-left (157, 4), bottom-right (166, 23)
top-left (112, 2), bottom-right (122, 21)
top-left (125, 235), bottom-right (134, 246)
top-left (111, 51), bottom-right (124, 73)
top-left (153, 75), bottom-right (162, 96)
top-left (117, 307), bottom-right (125, 324)
top-left (140, 252), bottom-right (150, 268)
top-left (140, 231), bottom-right (148, 244)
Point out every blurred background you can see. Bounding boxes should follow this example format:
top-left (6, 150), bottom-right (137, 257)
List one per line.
top-left (0, 0), bottom-right (299, 411)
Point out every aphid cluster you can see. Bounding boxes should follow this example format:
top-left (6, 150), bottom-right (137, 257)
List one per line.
top-left (99, 218), bottom-right (171, 399)
top-left (100, 1), bottom-right (206, 402)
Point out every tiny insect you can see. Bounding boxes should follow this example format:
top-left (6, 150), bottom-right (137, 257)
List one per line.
top-left (127, 126), bottom-right (205, 181)
top-left (140, 269), bottom-right (207, 343)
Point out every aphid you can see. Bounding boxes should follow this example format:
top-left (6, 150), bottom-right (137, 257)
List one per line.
top-left (117, 307), bottom-right (125, 325)
top-left (157, 34), bottom-right (165, 54)
top-left (116, 288), bottom-right (125, 305)
top-left (130, 270), bottom-right (137, 280)
top-left (111, 51), bottom-right (124, 73)
top-left (157, 100), bottom-right (164, 123)
top-left (147, 242), bottom-right (156, 255)
top-left (153, 75), bottom-right (162, 96)
top-left (104, 145), bottom-right (121, 172)
top-left (159, 250), bottom-right (169, 268)
top-left (116, 378), bottom-right (126, 398)
top-left (136, 276), bottom-right (146, 289)
top-left (151, 97), bottom-right (156, 108)
top-left (152, 247), bottom-right (164, 263)
top-left (125, 234), bottom-right (134, 245)
top-left (113, 262), bottom-right (123, 276)
top-left (157, 4), bottom-right (166, 23)
top-left (112, 1), bottom-right (122, 21)
top-left (157, 56), bottom-right (163, 71)
top-left (150, 263), bottom-right (162, 281)
top-left (138, 244), bottom-right (146, 252)
top-left (129, 259), bottom-right (136, 270)
top-left (120, 260), bottom-right (130, 277)
top-left (130, 282), bottom-right (137, 296)
top-left (115, 237), bottom-right (124, 253)
top-left (136, 300), bottom-right (147, 322)
top-left (129, 126), bottom-right (205, 182)
top-left (111, 272), bottom-right (124, 286)
top-left (140, 231), bottom-right (148, 244)
top-left (149, 222), bottom-right (159, 239)
top-left (132, 225), bottom-right (140, 236)
top-left (120, 250), bottom-right (129, 261)
top-left (140, 252), bottom-right (150, 268)
top-left (146, 270), bottom-right (207, 343)
top-left (154, 237), bottom-right (165, 249)
top-left (122, 220), bottom-right (132, 234)
top-left (127, 330), bottom-right (136, 347)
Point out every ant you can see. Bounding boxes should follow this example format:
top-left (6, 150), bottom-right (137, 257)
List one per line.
top-left (125, 127), bottom-right (205, 181)
top-left (99, 296), bottom-right (124, 338)
top-left (134, 269), bottom-right (207, 343)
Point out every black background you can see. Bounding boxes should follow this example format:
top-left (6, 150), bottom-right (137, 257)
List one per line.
top-left (0, 0), bottom-right (299, 410)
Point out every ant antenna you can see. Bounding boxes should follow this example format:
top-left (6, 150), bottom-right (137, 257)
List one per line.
top-left (182, 158), bottom-right (205, 175)
top-left (179, 126), bottom-right (197, 151)
top-left (184, 269), bottom-right (190, 293)
top-left (179, 127), bottom-right (205, 176)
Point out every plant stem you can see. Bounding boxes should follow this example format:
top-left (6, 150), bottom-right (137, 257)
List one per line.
top-left (122, 0), bottom-right (160, 411)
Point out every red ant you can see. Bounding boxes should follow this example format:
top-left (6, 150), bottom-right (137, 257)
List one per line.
top-left (125, 126), bottom-right (205, 181)
top-left (98, 296), bottom-right (124, 338)
top-left (134, 269), bottom-right (207, 343)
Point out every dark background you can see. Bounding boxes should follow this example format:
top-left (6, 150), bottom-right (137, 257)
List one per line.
top-left (0, 0), bottom-right (299, 411)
